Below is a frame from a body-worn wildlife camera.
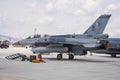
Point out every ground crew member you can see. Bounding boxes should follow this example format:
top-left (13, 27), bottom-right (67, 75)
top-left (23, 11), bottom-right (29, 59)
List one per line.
top-left (38, 53), bottom-right (46, 63)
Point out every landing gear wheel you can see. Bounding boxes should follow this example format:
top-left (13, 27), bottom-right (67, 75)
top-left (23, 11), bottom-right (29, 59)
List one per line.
top-left (57, 54), bottom-right (62, 60)
top-left (68, 54), bottom-right (74, 60)
top-left (111, 54), bottom-right (116, 57)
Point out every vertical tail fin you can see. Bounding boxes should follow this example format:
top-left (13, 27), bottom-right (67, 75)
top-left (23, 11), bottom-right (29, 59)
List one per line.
top-left (84, 14), bottom-right (111, 35)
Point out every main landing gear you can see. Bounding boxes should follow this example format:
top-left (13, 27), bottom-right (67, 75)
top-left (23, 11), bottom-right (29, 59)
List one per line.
top-left (111, 54), bottom-right (116, 57)
top-left (68, 54), bottom-right (74, 60)
top-left (57, 53), bottom-right (74, 60)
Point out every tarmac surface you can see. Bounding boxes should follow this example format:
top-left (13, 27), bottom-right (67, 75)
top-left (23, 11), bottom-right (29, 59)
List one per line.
top-left (0, 47), bottom-right (120, 80)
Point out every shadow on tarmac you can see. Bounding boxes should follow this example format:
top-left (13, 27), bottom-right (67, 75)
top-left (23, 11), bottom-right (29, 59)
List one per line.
top-left (44, 57), bottom-right (114, 63)
top-left (99, 55), bottom-right (120, 58)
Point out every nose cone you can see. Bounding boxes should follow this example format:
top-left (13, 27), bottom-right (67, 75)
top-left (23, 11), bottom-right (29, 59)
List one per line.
top-left (13, 39), bottom-right (26, 46)
top-left (13, 41), bottom-right (22, 45)
top-left (13, 38), bottom-right (33, 46)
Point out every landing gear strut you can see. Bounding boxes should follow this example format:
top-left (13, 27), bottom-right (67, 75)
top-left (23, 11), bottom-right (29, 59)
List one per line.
top-left (57, 54), bottom-right (63, 60)
top-left (68, 54), bottom-right (74, 60)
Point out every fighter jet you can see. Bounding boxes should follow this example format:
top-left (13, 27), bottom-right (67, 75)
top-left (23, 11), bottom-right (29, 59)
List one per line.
top-left (93, 38), bottom-right (120, 57)
top-left (14, 14), bottom-right (111, 60)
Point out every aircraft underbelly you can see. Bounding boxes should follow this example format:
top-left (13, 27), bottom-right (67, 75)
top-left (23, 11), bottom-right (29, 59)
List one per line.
top-left (31, 47), bottom-right (68, 53)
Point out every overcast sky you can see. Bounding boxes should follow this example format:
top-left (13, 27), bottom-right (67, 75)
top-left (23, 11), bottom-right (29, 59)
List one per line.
top-left (0, 0), bottom-right (120, 38)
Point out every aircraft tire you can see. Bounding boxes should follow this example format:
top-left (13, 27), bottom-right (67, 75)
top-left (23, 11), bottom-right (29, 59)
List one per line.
top-left (111, 54), bottom-right (116, 57)
top-left (57, 54), bottom-right (62, 60)
top-left (68, 54), bottom-right (74, 60)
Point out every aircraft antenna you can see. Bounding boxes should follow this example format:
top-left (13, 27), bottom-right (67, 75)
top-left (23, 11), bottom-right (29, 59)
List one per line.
top-left (34, 28), bottom-right (36, 35)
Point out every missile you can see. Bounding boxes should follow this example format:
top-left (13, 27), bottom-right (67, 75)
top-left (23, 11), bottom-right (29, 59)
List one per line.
top-left (31, 47), bottom-right (68, 53)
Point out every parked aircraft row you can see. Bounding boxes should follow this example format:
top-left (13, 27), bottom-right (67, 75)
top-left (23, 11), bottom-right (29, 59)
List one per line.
top-left (93, 38), bottom-right (120, 57)
top-left (14, 14), bottom-right (120, 59)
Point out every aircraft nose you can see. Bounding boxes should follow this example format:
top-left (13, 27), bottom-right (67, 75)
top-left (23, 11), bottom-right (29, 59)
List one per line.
top-left (13, 41), bottom-right (21, 45)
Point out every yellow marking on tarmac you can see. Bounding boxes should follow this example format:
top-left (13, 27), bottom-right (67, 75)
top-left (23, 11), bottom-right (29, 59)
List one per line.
top-left (0, 76), bottom-right (21, 80)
